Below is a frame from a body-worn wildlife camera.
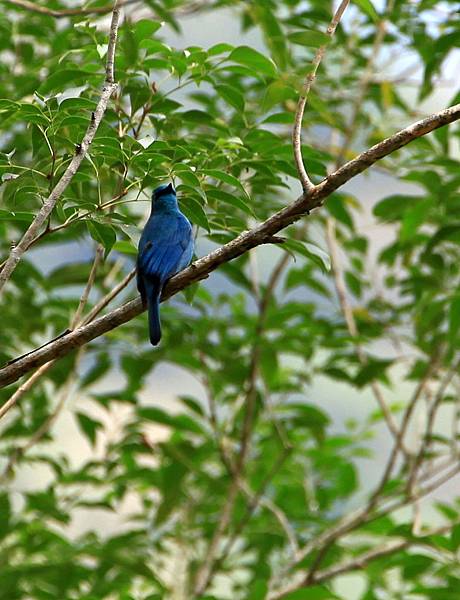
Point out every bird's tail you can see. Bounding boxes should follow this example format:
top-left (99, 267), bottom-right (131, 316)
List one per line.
top-left (145, 276), bottom-right (162, 346)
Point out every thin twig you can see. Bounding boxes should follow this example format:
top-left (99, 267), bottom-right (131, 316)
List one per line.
top-left (335, 0), bottom-right (395, 167)
top-left (271, 520), bottom-right (456, 597)
top-left (0, 1), bottom-right (121, 295)
top-left (0, 349), bottom-right (84, 481)
top-left (0, 246), bottom-right (105, 420)
top-left (0, 103), bottom-right (459, 388)
top-left (192, 342), bottom-right (260, 596)
top-left (368, 353), bottom-right (442, 506)
top-left (406, 364), bottom-right (458, 495)
top-left (82, 268), bottom-right (136, 325)
top-left (71, 246), bottom-right (104, 328)
top-left (325, 218), bottom-right (404, 449)
top-left (221, 445), bottom-right (293, 560)
top-left (269, 455), bottom-right (460, 598)
top-left (292, 0), bottom-right (350, 191)
top-left (193, 246), bottom-right (292, 596)
top-left (0, 362), bottom-right (54, 420)
top-left (201, 354), bottom-right (298, 558)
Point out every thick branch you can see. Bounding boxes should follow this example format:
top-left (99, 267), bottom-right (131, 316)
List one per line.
top-left (0, 2), bottom-right (121, 295)
top-left (0, 103), bottom-right (459, 388)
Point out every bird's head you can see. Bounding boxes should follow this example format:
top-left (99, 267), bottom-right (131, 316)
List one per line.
top-left (153, 182), bottom-right (175, 200)
top-left (151, 183), bottom-right (177, 211)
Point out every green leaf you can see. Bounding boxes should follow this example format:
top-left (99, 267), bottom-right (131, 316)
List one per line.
top-left (208, 42), bottom-right (234, 55)
top-left (354, 0), bottom-right (380, 22)
top-left (86, 220), bottom-right (116, 255)
top-left (76, 413), bottom-right (102, 447)
top-left (139, 39), bottom-right (171, 55)
top-left (451, 523), bottom-right (460, 550)
top-left (250, 4), bottom-right (289, 69)
top-left (281, 585), bottom-right (339, 599)
top-left (0, 494), bottom-right (11, 540)
top-left (134, 19), bottom-right (162, 42)
top-left (203, 169), bottom-right (248, 198)
top-left (345, 271), bottom-right (362, 297)
top-left (0, 210), bottom-right (34, 223)
top-left (229, 46), bottom-right (277, 78)
top-left (58, 97), bottom-right (96, 112)
top-left (0, 99), bottom-right (19, 112)
top-left (214, 84), bottom-right (245, 112)
top-left (283, 239), bottom-right (331, 272)
top-left (138, 407), bottom-right (204, 434)
top-left (400, 198), bottom-right (433, 242)
top-left (247, 580), bottom-right (268, 600)
top-left (179, 195), bottom-right (210, 232)
top-left (373, 195), bottom-right (423, 221)
top-left (326, 195), bottom-right (354, 230)
top-left (17, 104), bottom-right (49, 126)
top-left (355, 358), bottom-right (393, 388)
top-left (206, 188), bottom-right (254, 217)
top-left (113, 240), bottom-right (138, 256)
top-left (288, 30), bottom-right (331, 47)
top-left (449, 296), bottom-right (460, 345)
top-left (39, 69), bottom-right (97, 94)
top-left (263, 79), bottom-right (294, 110)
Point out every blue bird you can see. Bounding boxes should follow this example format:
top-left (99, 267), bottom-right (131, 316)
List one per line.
top-left (137, 183), bottom-right (193, 346)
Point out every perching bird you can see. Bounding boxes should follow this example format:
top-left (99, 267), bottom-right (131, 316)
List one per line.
top-left (137, 183), bottom-right (193, 346)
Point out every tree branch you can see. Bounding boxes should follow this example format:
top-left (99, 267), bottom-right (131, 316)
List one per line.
top-left (269, 456), bottom-right (460, 599)
top-left (368, 351), bottom-right (442, 507)
top-left (406, 363), bottom-right (457, 494)
top-left (3, 0), bottom-right (138, 18)
top-left (270, 520), bottom-right (455, 598)
top-left (334, 0), bottom-right (395, 167)
top-left (192, 309), bottom-right (263, 596)
top-left (3, 0), bottom-right (209, 18)
top-left (0, 1), bottom-right (121, 295)
top-left (325, 218), bottom-right (405, 450)
top-left (0, 349), bottom-right (83, 481)
top-left (193, 246), bottom-right (291, 595)
top-left (71, 245), bottom-right (104, 328)
top-left (292, 0), bottom-right (350, 191)
top-left (0, 245), bottom-right (105, 420)
top-left (0, 103), bottom-right (459, 389)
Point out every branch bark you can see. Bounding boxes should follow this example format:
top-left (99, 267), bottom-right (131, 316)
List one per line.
top-left (0, 1), bottom-right (121, 295)
top-left (0, 103), bottom-right (459, 389)
top-left (4, 0), bottom-right (137, 17)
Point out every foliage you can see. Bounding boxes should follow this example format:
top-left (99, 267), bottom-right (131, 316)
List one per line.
top-left (0, 0), bottom-right (460, 599)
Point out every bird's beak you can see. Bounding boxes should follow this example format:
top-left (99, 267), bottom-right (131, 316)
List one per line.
top-left (167, 183), bottom-right (175, 194)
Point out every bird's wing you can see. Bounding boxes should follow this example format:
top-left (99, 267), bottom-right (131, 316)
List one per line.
top-left (138, 214), bottom-right (192, 282)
